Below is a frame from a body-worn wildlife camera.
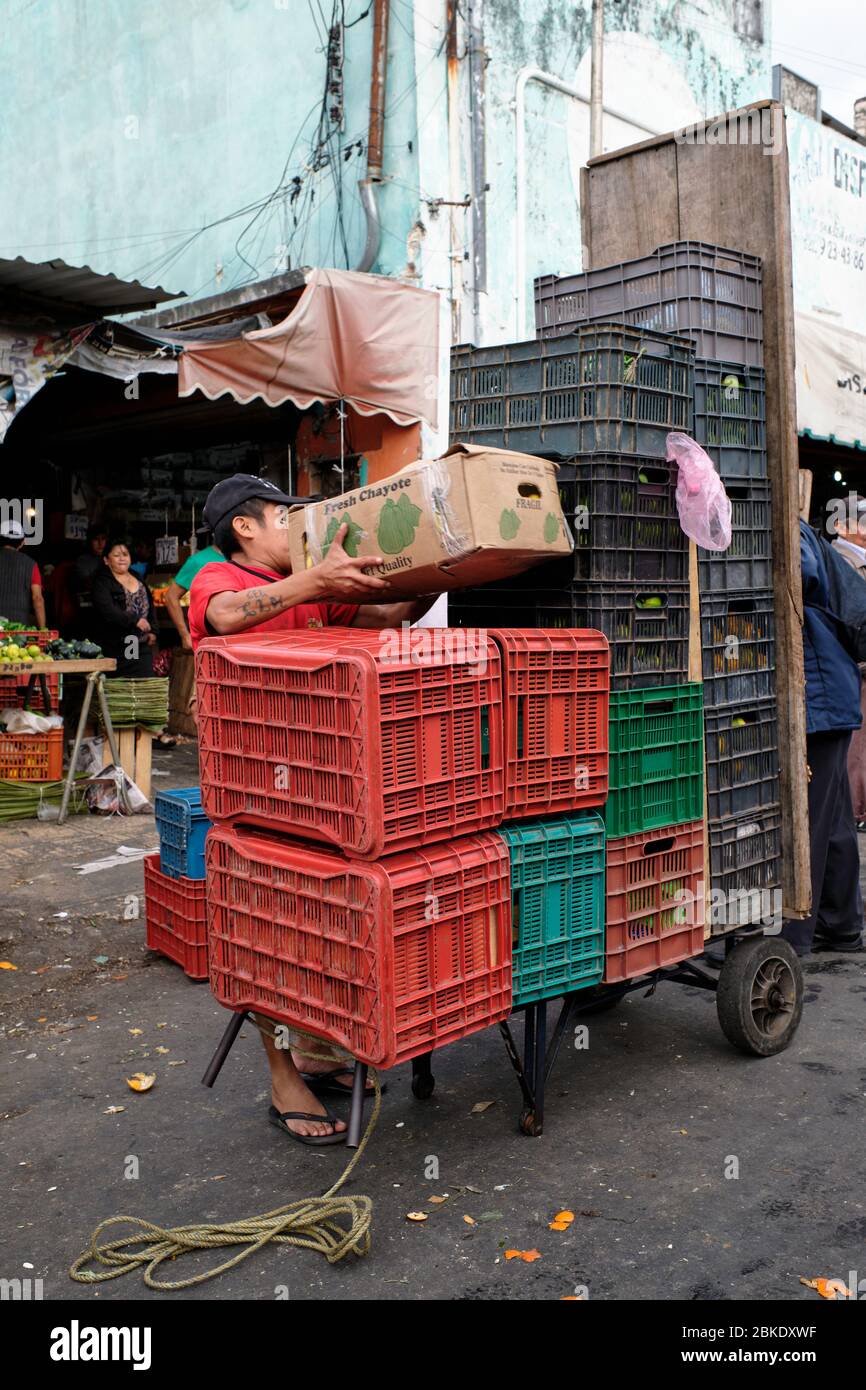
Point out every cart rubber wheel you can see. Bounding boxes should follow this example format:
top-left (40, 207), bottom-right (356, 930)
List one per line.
top-left (411, 1074), bottom-right (435, 1100)
top-left (519, 1108), bottom-right (543, 1137)
top-left (716, 936), bottom-right (803, 1057)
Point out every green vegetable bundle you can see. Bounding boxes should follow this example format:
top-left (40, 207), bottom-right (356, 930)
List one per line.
top-left (101, 677), bottom-right (169, 731)
top-left (0, 776), bottom-right (88, 822)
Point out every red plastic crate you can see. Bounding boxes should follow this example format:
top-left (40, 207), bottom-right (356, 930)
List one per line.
top-left (0, 630), bottom-right (60, 710)
top-left (488, 628), bottom-right (609, 818)
top-left (603, 820), bottom-right (705, 982)
top-left (144, 852), bottom-right (208, 981)
top-left (196, 628), bottom-right (505, 860)
top-left (205, 824), bottom-right (512, 1067)
top-left (0, 726), bottom-right (63, 781)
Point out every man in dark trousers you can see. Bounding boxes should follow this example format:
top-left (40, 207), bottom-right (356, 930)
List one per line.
top-left (189, 473), bottom-right (439, 1146)
top-left (781, 520), bottom-right (866, 957)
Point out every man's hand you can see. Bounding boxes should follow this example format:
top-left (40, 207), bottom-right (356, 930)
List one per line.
top-left (311, 522), bottom-right (389, 601)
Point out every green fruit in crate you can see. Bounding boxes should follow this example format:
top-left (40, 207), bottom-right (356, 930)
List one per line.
top-left (731, 717), bottom-right (747, 728)
top-left (637, 597), bottom-right (663, 609)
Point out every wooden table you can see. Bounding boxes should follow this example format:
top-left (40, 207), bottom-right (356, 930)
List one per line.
top-left (1, 657), bottom-right (123, 822)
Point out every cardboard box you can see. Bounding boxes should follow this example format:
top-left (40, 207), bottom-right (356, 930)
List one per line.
top-left (287, 444), bottom-right (573, 596)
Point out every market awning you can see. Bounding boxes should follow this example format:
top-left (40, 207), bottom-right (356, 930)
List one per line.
top-left (0, 254), bottom-right (182, 319)
top-left (177, 268), bottom-right (440, 429)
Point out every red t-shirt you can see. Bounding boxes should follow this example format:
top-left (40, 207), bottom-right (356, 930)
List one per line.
top-left (188, 561), bottom-right (359, 649)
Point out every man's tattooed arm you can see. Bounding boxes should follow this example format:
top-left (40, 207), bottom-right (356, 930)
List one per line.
top-left (239, 587), bottom-right (292, 620)
top-left (205, 571), bottom-right (322, 635)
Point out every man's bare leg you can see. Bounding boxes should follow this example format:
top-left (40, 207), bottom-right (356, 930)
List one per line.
top-left (261, 1032), bottom-right (347, 1138)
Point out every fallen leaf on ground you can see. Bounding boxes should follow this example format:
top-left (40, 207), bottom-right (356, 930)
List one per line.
top-left (471, 1101), bottom-right (496, 1114)
top-left (550, 1209), bottom-right (575, 1230)
top-left (128, 1028), bottom-right (143, 1036)
top-left (111, 975), bottom-right (128, 981)
top-left (155, 1046), bottom-right (170, 1055)
top-left (0, 961), bottom-right (18, 971)
top-left (478, 1211), bottom-right (503, 1222)
top-left (799, 1277), bottom-right (852, 1299)
top-left (679, 1128), bottom-right (688, 1135)
top-left (92, 956), bottom-right (109, 966)
top-left (126, 1072), bottom-right (156, 1093)
top-left (428, 1195), bottom-right (449, 1205)
top-left (505, 1248), bottom-right (542, 1263)
top-left (406, 1211), bottom-right (428, 1222)
top-left (463, 1215), bottom-right (476, 1226)
top-left (560, 1295), bottom-right (585, 1301)
top-left (103, 1106), bottom-right (125, 1115)
top-left (86, 1015), bottom-right (98, 1021)
top-left (33, 965), bottom-right (50, 974)
top-left (167, 1060), bottom-right (186, 1067)
top-left (37, 1017), bottom-right (47, 1023)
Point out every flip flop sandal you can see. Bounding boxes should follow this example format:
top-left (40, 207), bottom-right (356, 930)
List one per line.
top-left (300, 1067), bottom-right (386, 1099)
top-left (268, 1104), bottom-right (347, 1146)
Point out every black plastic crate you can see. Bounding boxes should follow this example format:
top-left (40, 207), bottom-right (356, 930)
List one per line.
top-left (558, 457), bottom-right (688, 584)
top-left (535, 242), bottom-right (763, 366)
top-left (694, 359), bottom-right (766, 479)
top-left (450, 580), bottom-right (690, 689)
top-left (708, 804), bottom-right (782, 933)
top-left (700, 589), bottom-right (776, 707)
top-left (450, 325), bottom-right (694, 459)
top-left (704, 696), bottom-right (780, 820)
top-left (698, 478), bottom-right (773, 594)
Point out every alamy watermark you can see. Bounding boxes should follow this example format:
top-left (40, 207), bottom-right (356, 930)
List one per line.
top-left (674, 106), bottom-right (784, 159)
top-left (0, 498), bottom-right (44, 546)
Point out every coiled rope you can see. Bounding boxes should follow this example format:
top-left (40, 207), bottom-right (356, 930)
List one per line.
top-left (69, 1021), bottom-right (380, 1290)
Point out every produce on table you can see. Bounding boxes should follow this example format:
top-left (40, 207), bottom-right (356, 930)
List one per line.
top-left (44, 638), bottom-right (103, 660)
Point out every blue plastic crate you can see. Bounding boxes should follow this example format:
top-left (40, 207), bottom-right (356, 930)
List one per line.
top-left (154, 787), bottom-right (211, 881)
top-left (498, 814), bottom-right (605, 1006)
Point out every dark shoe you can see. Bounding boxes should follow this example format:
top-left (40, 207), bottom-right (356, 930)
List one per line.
top-left (812, 933), bottom-right (865, 954)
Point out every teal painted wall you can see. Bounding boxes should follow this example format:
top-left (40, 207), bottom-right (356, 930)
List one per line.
top-left (1, 0), bottom-right (772, 339)
top-left (0, 0), bottom-right (422, 299)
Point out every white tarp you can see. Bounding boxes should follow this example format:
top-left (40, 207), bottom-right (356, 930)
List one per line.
top-left (788, 110), bottom-right (866, 447)
top-left (796, 312), bottom-right (866, 448)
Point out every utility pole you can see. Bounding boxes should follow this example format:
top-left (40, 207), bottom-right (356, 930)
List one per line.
top-left (590, 0), bottom-right (604, 159)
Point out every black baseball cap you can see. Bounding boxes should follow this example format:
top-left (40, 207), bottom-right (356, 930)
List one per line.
top-left (202, 473), bottom-right (304, 532)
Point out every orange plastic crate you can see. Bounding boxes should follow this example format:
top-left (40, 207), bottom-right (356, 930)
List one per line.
top-left (205, 824), bottom-right (512, 1067)
top-left (144, 853), bottom-right (208, 981)
top-left (196, 628), bottom-right (505, 860)
top-left (0, 726), bottom-right (63, 781)
top-left (603, 820), bottom-right (705, 982)
top-left (487, 628), bottom-right (609, 818)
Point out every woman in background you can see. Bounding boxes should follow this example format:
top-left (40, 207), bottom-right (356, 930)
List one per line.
top-left (90, 539), bottom-right (156, 678)
top-left (831, 500), bottom-right (866, 828)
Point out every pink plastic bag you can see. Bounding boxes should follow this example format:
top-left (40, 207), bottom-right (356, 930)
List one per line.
top-left (666, 431), bottom-right (732, 551)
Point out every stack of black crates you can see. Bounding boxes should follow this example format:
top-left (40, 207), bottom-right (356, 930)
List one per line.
top-left (450, 240), bottom-right (781, 940)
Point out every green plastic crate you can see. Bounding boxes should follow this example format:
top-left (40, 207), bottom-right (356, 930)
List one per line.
top-left (605, 683), bottom-right (704, 836)
top-left (498, 814), bottom-right (605, 1006)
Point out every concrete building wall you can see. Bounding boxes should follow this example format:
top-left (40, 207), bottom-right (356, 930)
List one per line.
top-left (2, 1), bottom-right (771, 346)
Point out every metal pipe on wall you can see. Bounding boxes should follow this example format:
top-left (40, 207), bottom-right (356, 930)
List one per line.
top-left (467, 0), bottom-right (487, 343)
top-left (590, 0), bottom-right (605, 159)
top-left (514, 65), bottom-right (658, 337)
top-left (356, 0), bottom-right (390, 273)
top-left (446, 1), bottom-right (464, 342)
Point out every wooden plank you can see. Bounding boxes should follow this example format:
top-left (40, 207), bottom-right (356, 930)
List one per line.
top-left (134, 728), bottom-right (153, 801)
top-left (0, 658), bottom-right (117, 676)
top-left (118, 729), bottom-right (136, 784)
top-left (579, 102), bottom-right (810, 917)
top-left (581, 142), bottom-right (680, 267)
top-left (799, 469), bottom-right (813, 520)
